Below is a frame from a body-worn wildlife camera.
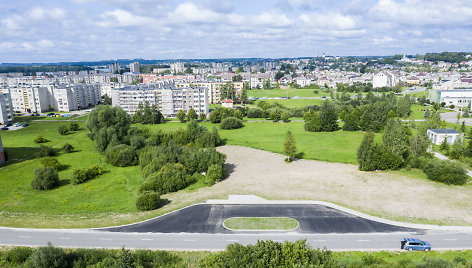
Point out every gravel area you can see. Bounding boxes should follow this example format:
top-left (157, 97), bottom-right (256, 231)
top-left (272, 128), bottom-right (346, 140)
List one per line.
top-left (164, 145), bottom-right (472, 226)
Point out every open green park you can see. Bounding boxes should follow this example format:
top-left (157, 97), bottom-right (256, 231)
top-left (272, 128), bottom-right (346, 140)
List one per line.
top-left (247, 87), bottom-right (327, 98)
top-left (1, 96), bottom-right (472, 229)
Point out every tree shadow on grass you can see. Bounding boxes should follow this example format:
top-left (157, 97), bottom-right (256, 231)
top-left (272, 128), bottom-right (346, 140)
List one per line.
top-left (59, 164), bottom-right (71, 171)
top-left (0, 147), bottom-right (41, 168)
top-left (294, 152), bottom-right (305, 161)
top-left (160, 198), bottom-right (171, 207)
top-left (59, 179), bottom-right (70, 186)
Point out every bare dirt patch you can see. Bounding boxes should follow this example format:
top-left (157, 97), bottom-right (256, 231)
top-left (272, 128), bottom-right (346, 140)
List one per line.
top-left (164, 145), bottom-right (472, 226)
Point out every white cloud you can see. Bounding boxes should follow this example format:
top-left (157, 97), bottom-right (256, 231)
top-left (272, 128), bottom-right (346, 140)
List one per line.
top-left (373, 36), bottom-right (395, 45)
top-left (251, 12), bottom-right (293, 27)
top-left (300, 12), bottom-right (358, 30)
top-left (97, 9), bottom-right (156, 27)
top-left (168, 2), bottom-right (223, 24)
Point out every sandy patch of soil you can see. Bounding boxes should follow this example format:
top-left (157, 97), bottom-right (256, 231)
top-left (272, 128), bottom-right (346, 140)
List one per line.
top-left (165, 145), bottom-right (472, 226)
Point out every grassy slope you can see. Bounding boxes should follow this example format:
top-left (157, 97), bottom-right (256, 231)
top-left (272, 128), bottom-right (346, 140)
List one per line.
top-left (247, 87), bottom-right (326, 98)
top-left (254, 98), bottom-right (325, 108)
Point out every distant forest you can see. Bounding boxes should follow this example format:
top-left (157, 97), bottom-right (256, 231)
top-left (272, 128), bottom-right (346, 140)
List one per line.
top-left (0, 65), bottom-right (93, 75)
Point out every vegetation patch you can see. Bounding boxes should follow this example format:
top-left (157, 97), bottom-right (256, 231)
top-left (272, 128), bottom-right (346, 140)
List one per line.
top-left (224, 217), bottom-right (299, 230)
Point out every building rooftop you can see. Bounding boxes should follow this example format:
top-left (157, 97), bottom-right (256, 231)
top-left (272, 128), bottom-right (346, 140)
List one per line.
top-left (427, 129), bottom-right (459, 134)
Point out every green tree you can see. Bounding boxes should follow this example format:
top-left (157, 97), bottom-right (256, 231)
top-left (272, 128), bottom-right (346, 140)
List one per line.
top-left (31, 167), bottom-right (59, 190)
top-left (382, 118), bottom-right (411, 160)
top-left (234, 109), bottom-right (244, 120)
top-left (281, 112), bottom-right (290, 122)
top-left (283, 131), bottom-right (297, 162)
top-left (410, 132), bottom-right (429, 157)
top-left (319, 101), bottom-right (338, 132)
top-left (304, 111), bottom-right (322, 132)
top-left (440, 136), bottom-right (449, 152)
top-left (220, 82), bottom-right (235, 100)
top-left (357, 132), bottom-right (376, 171)
top-left (58, 125), bottom-right (69, 135)
top-left (136, 191), bottom-right (162, 211)
top-left (240, 87), bottom-right (247, 103)
top-left (199, 112), bottom-right (206, 122)
top-left (69, 122), bottom-right (79, 131)
top-left (232, 74), bottom-right (242, 82)
top-left (176, 110), bottom-right (186, 123)
top-left (424, 109), bottom-right (431, 119)
top-left (342, 110), bottom-right (360, 131)
top-left (102, 94), bottom-right (112, 105)
top-left (187, 108), bottom-right (198, 121)
top-left (62, 143), bottom-right (74, 153)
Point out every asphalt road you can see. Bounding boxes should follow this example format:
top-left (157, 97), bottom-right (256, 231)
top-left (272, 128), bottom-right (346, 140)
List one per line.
top-left (102, 204), bottom-right (416, 234)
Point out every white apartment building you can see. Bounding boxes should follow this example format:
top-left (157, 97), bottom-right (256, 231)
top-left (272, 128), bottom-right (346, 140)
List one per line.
top-left (170, 62), bottom-right (185, 74)
top-left (372, 71), bottom-right (398, 88)
top-left (0, 93), bottom-right (14, 124)
top-left (129, 62), bottom-right (140, 73)
top-left (111, 81), bottom-right (208, 117)
top-left (6, 86), bottom-right (52, 113)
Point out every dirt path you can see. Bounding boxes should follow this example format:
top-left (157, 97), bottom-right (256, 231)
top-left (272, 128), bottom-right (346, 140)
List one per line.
top-left (165, 145), bottom-right (472, 226)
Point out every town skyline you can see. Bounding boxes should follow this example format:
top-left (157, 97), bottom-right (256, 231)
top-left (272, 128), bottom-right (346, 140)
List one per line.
top-left (1, 0), bottom-right (472, 63)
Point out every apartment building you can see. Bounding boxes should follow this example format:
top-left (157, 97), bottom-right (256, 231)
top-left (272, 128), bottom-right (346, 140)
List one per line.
top-left (6, 86), bottom-right (52, 113)
top-left (0, 93), bottom-right (14, 124)
top-left (111, 80), bottom-right (208, 117)
top-left (129, 62), bottom-right (140, 73)
top-left (175, 81), bottom-right (243, 104)
top-left (372, 71), bottom-right (398, 88)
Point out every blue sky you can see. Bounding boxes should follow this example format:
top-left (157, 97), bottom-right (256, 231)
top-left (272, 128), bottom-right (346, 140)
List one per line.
top-left (1, 0), bottom-right (471, 63)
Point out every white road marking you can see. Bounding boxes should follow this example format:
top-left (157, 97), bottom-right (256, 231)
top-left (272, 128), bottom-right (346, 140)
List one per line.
top-left (184, 239), bottom-right (196, 242)
top-left (356, 240), bottom-right (370, 242)
top-left (141, 238), bottom-right (154, 241)
top-left (444, 238), bottom-right (458, 241)
top-left (59, 237), bottom-right (71, 240)
top-left (19, 236), bottom-right (31, 238)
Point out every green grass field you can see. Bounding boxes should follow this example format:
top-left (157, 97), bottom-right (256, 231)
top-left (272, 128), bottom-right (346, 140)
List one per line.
top-left (254, 98), bottom-right (325, 108)
top-left (224, 217), bottom-right (299, 230)
top-left (247, 87), bottom-right (327, 98)
top-left (146, 121), bottom-right (367, 164)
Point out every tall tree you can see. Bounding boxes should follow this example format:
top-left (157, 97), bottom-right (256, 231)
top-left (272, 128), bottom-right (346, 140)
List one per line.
top-left (176, 110), bottom-right (186, 123)
top-left (283, 131), bottom-right (297, 162)
top-left (102, 94), bottom-right (112, 105)
top-left (187, 108), bottom-right (198, 121)
top-left (319, 101), bottom-right (339, 132)
top-left (382, 118), bottom-right (411, 159)
top-left (220, 82), bottom-right (235, 100)
top-left (357, 132), bottom-right (376, 171)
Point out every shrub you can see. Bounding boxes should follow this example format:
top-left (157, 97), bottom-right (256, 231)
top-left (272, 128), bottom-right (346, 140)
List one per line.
top-left (40, 157), bottom-right (61, 170)
top-left (176, 109), bottom-right (186, 123)
top-left (220, 117), bottom-right (243, 130)
top-left (205, 164), bottom-right (225, 185)
top-left (1, 247), bottom-right (33, 264)
top-left (58, 125), bottom-right (69, 135)
top-left (422, 158), bottom-right (468, 185)
top-left (139, 163), bottom-right (194, 194)
top-left (247, 108), bottom-right (264, 118)
top-left (37, 145), bottom-right (57, 157)
top-left (136, 191), bottom-right (162, 211)
top-left (69, 122), bottom-right (79, 131)
top-left (33, 135), bottom-right (48, 143)
top-left (234, 109), bottom-right (244, 120)
top-left (105, 144), bottom-right (138, 167)
top-left (29, 243), bottom-right (68, 268)
top-left (62, 143), bottom-right (74, 153)
top-left (72, 165), bottom-right (104, 185)
top-left (31, 167), bottom-right (59, 190)
top-left (281, 112), bottom-right (290, 122)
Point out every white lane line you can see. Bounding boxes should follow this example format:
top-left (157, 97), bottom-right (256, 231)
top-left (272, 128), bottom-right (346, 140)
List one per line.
top-left (99, 238), bottom-right (112, 241)
top-left (311, 240), bottom-right (327, 242)
top-left (184, 239), bottom-right (196, 242)
top-left (19, 236), bottom-right (31, 238)
top-left (444, 238), bottom-right (458, 241)
top-left (59, 237), bottom-right (71, 240)
top-left (226, 240), bottom-right (239, 242)
top-left (356, 240), bottom-right (370, 242)
top-left (141, 238), bottom-right (154, 241)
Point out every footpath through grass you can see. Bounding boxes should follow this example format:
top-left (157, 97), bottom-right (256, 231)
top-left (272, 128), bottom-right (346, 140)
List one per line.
top-left (224, 217), bottom-right (299, 230)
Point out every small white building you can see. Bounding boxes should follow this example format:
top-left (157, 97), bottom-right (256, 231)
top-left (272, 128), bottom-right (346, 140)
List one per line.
top-left (221, 99), bottom-right (234, 108)
top-left (372, 71), bottom-right (398, 88)
top-left (427, 129), bottom-right (462, 145)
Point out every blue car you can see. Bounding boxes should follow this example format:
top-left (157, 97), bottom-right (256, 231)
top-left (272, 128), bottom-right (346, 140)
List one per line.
top-left (401, 238), bottom-right (431, 251)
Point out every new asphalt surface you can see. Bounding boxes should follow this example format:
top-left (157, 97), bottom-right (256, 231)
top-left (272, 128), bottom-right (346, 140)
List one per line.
top-left (102, 204), bottom-right (417, 234)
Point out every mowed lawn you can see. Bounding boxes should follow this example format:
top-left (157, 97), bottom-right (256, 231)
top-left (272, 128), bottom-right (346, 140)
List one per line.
top-left (254, 98), bottom-right (325, 108)
top-left (0, 121), bottom-right (143, 222)
top-left (146, 121), bottom-right (367, 164)
top-left (247, 87), bottom-right (327, 98)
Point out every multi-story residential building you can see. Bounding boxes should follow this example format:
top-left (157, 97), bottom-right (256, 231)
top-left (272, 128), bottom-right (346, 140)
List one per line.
top-left (129, 62), bottom-right (140, 73)
top-left (111, 80), bottom-right (208, 117)
top-left (6, 86), bottom-right (52, 113)
top-left (372, 71), bottom-right (398, 88)
top-left (0, 93), bottom-right (14, 124)
top-left (108, 63), bottom-right (120, 74)
top-left (170, 62), bottom-right (185, 74)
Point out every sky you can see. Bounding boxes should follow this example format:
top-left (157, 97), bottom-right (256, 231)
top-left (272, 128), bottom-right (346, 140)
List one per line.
top-left (1, 0), bottom-right (472, 63)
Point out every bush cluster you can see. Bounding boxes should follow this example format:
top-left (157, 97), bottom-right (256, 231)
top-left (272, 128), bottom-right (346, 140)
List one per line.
top-left (136, 191), bottom-right (162, 211)
top-left (71, 165), bottom-right (104, 185)
top-left (58, 125), bottom-right (69, 135)
top-left (40, 157), bottom-right (61, 170)
top-left (31, 167), bottom-right (59, 190)
top-left (220, 117), bottom-right (243, 130)
top-left (422, 158), bottom-right (468, 185)
top-left (33, 135), bottom-right (48, 143)
top-left (105, 144), bottom-right (138, 167)
top-left (205, 164), bottom-right (225, 185)
top-left (37, 145), bottom-right (57, 157)
top-left (62, 143), bottom-right (74, 153)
